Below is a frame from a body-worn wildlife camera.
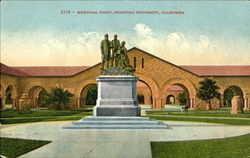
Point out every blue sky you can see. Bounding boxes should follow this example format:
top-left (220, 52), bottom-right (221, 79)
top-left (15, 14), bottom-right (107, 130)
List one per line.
top-left (1, 1), bottom-right (250, 66)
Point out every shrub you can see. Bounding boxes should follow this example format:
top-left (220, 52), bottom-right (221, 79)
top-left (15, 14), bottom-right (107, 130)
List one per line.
top-left (18, 104), bottom-right (32, 114)
top-left (197, 78), bottom-right (221, 110)
top-left (43, 87), bottom-right (74, 110)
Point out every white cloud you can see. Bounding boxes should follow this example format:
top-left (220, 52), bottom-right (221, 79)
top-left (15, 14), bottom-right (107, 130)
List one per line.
top-left (1, 23), bottom-right (250, 66)
top-left (134, 23), bottom-right (152, 37)
top-left (131, 23), bottom-right (250, 65)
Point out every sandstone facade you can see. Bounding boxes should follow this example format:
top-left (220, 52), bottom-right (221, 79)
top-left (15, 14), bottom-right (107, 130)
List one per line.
top-left (1, 48), bottom-right (250, 110)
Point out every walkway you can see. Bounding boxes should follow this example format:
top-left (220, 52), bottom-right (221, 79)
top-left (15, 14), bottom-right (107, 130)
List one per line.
top-left (1, 121), bottom-right (250, 158)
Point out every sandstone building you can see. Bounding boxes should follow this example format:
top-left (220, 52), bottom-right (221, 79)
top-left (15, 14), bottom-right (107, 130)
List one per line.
top-left (1, 48), bottom-right (250, 110)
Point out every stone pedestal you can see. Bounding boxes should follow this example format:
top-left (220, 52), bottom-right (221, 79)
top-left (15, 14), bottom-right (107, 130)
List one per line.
top-left (63, 75), bottom-right (167, 129)
top-left (93, 76), bottom-right (141, 117)
top-left (231, 96), bottom-right (244, 114)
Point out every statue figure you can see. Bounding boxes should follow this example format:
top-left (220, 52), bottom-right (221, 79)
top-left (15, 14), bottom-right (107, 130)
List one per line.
top-left (111, 34), bottom-right (120, 66)
top-left (100, 34), bottom-right (111, 69)
top-left (116, 41), bottom-right (134, 72)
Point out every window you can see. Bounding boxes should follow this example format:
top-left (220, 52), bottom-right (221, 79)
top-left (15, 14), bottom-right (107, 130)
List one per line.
top-left (142, 58), bottom-right (144, 68)
top-left (134, 57), bottom-right (136, 68)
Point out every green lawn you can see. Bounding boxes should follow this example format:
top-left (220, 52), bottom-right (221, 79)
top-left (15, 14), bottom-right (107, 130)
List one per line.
top-left (148, 116), bottom-right (250, 125)
top-left (0, 137), bottom-right (51, 158)
top-left (146, 109), bottom-right (250, 125)
top-left (147, 109), bottom-right (250, 118)
top-left (0, 109), bottom-right (92, 124)
top-left (1, 108), bottom-right (250, 125)
top-left (151, 133), bottom-right (250, 158)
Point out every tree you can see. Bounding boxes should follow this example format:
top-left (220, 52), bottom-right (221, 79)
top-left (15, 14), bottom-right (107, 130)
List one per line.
top-left (44, 87), bottom-right (74, 110)
top-left (38, 90), bottom-right (48, 107)
top-left (223, 89), bottom-right (234, 107)
top-left (196, 78), bottom-right (221, 110)
top-left (177, 92), bottom-right (187, 105)
top-left (85, 85), bottom-right (97, 105)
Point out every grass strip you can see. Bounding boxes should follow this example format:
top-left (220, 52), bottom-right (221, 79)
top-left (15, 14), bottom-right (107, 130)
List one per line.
top-left (151, 133), bottom-right (250, 158)
top-left (0, 115), bottom-right (91, 124)
top-left (146, 110), bottom-right (250, 118)
top-left (148, 116), bottom-right (250, 125)
top-left (0, 137), bottom-right (51, 158)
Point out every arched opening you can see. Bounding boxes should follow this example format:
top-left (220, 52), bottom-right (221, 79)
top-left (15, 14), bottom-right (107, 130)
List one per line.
top-left (223, 86), bottom-right (244, 107)
top-left (5, 86), bottom-right (13, 109)
top-left (28, 86), bottom-right (47, 108)
top-left (166, 95), bottom-right (175, 104)
top-left (79, 84), bottom-right (97, 108)
top-left (165, 84), bottom-right (190, 108)
top-left (137, 80), bottom-right (153, 109)
top-left (37, 89), bottom-right (48, 108)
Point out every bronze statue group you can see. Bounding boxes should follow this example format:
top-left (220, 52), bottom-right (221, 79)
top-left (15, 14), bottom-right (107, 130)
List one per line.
top-left (100, 34), bottom-right (134, 72)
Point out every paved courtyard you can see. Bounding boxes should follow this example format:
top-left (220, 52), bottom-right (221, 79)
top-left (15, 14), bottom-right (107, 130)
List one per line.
top-left (1, 121), bottom-right (250, 158)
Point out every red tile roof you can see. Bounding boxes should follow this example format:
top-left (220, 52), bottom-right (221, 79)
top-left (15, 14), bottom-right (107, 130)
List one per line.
top-left (1, 63), bottom-right (250, 77)
top-left (0, 63), bottom-right (90, 77)
top-left (180, 66), bottom-right (250, 76)
top-left (0, 63), bottom-right (29, 76)
top-left (12, 66), bottom-right (90, 77)
top-left (1, 61), bottom-right (250, 77)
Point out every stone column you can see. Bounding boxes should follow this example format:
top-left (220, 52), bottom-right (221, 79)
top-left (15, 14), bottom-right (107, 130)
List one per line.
top-left (35, 98), bottom-right (39, 108)
top-left (12, 98), bottom-right (17, 110)
top-left (231, 96), bottom-right (244, 114)
top-left (189, 98), bottom-right (195, 109)
top-left (153, 97), bottom-right (162, 109)
top-left (1, 97), bottom-right (5, 110)
top-left (243, 98), bottom-right (249, 110)
top-left (144, 94), bottom-right (151, 105)
top-left (75, 97), bottom-right (80, 109)
top-left (82, 97), bottom-right (86, 107)
top-left (186, 98), bottom-right (190, 107)
top-left (190, 98), bottom-right (193, 108)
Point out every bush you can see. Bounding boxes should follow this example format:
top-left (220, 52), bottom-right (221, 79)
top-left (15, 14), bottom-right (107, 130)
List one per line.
top-left (18, 104), bottom-right (32, 114)
top-left (85, 85), bottom-right (97, 105)
top-left (43, 87), bottom-right (74, 110)
top-left (196, 78), bottom-right (221, 110)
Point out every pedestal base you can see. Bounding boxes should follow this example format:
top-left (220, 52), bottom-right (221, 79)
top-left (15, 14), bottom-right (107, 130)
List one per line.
top-left (63, 116), bottom-right (167, 129)
top-left (94, 106), bottom-right (140, 116)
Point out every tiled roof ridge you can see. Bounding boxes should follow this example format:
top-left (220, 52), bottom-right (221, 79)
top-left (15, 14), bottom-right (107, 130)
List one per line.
top-left (1, 47), bottom-right (250, 77)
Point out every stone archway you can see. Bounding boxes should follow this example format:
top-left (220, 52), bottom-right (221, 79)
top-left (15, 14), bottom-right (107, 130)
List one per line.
top-left (223, 85), bottom-right (245, 110)
top-left (137, 80), bottom-right (153, 108)
top-left (28, 86), bottom-right (47, 108)
top-left (3, 85), bottom-right (17, 110)
top-left (225, 86), bottom-right (244, 97)
top-left (79, 84), bottom-right (97, 108)
top-left (74, 79), bottom-right (97, 108)
top-left (134, 73), bottom-right (161, 109)
top-left (161, 78), bottom-right (197, 109)
top-left (19, 83), bottom-right (50, 109)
